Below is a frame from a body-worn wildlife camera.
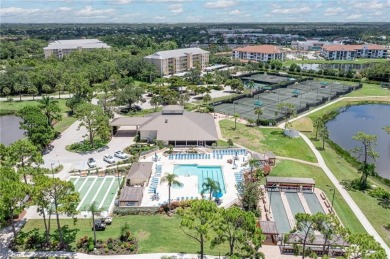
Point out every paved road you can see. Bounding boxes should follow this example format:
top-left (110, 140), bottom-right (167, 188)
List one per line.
top-left (283, 96), bottom-right (390, 257)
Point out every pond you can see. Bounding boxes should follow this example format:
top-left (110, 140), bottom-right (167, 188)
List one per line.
top-left (326, 104), bottom-right (390, 179)
top-left (0, 115), bottom-right (25, 146)
top-left (298, 63), bottom-right (377, 72)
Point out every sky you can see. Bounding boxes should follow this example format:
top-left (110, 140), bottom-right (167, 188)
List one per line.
top-left (0, 0), bottom-right (389, 23)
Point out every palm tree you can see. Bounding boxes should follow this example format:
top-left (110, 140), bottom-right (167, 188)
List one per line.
top-left (248, 159), bottom-right (258, 174)
top-left (203, 93), bottom-right (212, 104)
top-left (254, 107), bottom-right (263, 125)
top-left (38, 96), bottom-right (61, 127)
top-left (201, 178), bottom-right (221, 200)
top-left (233, 113), bottom-right (240, 130)
top-left (313, 118), bottom-right (324, 140)
top-left (161, 173), bottom-right (183, 206)
top-left (88, 201), bottom-right (100, 246)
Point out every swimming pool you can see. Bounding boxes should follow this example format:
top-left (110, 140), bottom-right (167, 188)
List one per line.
top-left (173, 164), bottom-right (226, 194)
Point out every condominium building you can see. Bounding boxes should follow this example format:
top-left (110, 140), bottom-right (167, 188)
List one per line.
top-left (291, 40), bottom-right (342, 51)
top-left (232, 45), bottom-right (286, 62)
top-left (43, 39), bottom-right (111, 59)
top-left (321, 44), bottom-right (388, 60)
top-left (143, 48), bottom-right (209, 76)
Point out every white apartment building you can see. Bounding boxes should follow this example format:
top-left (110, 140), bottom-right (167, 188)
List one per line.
top-left (291, 40), bottom-right (341, 51)
top-left (321, 44), bottom-right (388, 60)
top-left (232, 45), bottom-right (286, 62)
top-left (144, 48), bottom-right (209, 76)
top-left (43, 39), bottom-right (111, 59)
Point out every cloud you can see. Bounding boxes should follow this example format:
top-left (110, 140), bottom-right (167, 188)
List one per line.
top-left (110, 0), bottom-right (132, 4)
top-left (154, 15), bottom-right (166, 20)
top-left (324, 7), bottom-right (343, 16)
top-left (147, 0), bottom-right (190, 2)
top-left (204, 0), bottom-right (236, 9)
top-left (353, 1), bottom-right (389, 10)
top-left (0, 7), bottom-right (40, 16)
top-left (271, 6), bottom-right (311, 14)
top-left (168, 3), bottom-right (183, 14)
top-left (58, 7), bottom-right (72, 11)
top-left (346, 14), bottom-right (362, 20)
top-left (76, 6), bottom-right (115, 17)
top-left (229, 9), bottom-right (241, 15)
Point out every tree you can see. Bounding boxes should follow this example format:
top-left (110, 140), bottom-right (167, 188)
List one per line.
top-left (203, 93), bottom-right (212, 104)
top-left (236, 181), bottom-right (262, 216)
top-left (346, 233), bottom-right (386, 259)
top-left (201, 177), bottom-right (222, 201)
top-left (75, 103), bottom-right (111, 148)
top-left (116, 83), bottom-right (145, 109)
top-left (319, 125), bottom-right (329, 150)
top-left (177, 200), bottom-right (218, 259)
top-left (233, 113), bottom-right (240, 130)
top-left (0, 167), bottom-right (29, 239)
top-left (247, 80), bottom-right (255, 91)
top-left (352, 132), bottom-right (379, 189)
top-left (276, 103), bottom-right (296, 129)
top-left (14, 83), bottom-right (24, 101)
top-left (161, 173), bottom-right (183, 206)
top-left (88, 202), bottom-right (100, 247)
top-left (247, 118), bottom-right (256, 127)
top-left (185, 68), bottom-right (202, 84)
top-left (212, 206), bottom-right (265, 257)
top-left (8, 139), bottom-right (43, 184)
top-left (313, 118), bottom-right (324, 140)
top-left (27, 85), bottom-right (38, 100)
top-left (149, 95), bottom-right (162, 111)
top-left (38, 96), bottom-right (62, 128)
top-left (383, 126), bottom-right (390, 135)
top-left (18, 106), bottom-right (55, 149)
top-left (2, 87), bottom-right (11, 98)
top-left (254, 107), bottom-right (263, 124)
top-left (55, 83), bottom-right (64, 99)
top-left (46, 178), bottom-right (79, 248)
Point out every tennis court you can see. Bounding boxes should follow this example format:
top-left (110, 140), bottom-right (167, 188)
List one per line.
top-left (69, 176), bottom-right (123, 212)
top-left (241, 74), bottom-right (292, 84)
top-left (214, 79), bottom-right (358, 122)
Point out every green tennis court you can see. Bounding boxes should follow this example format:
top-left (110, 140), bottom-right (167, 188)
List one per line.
top-left (69, 176), bottom-right (123, 212)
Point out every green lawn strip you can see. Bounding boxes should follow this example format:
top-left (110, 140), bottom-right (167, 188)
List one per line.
top-left (21, 215), bottom-right (230, 255)
top-left (219, 119), bottom-right (317, 163)
top-left (74, 177), bottom-right (87, 191)
top-left (100, 178), bottom-right (121, 211)
top-left (283, 58), bottom-right (388, 66)
top-left (94, 178), bottom-right (114, 208)
top-left (267, 160), bottom-right (365, 233)
top-left (306, 136), bottom-right (390, 246)
top-left (79, 178), bottom-right (105, 211)
top-left (346, 83), bottom-right (390, 97)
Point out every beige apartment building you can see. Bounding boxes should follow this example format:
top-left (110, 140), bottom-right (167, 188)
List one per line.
top-left (144, 48), bottom-right (209, 76)
top-left (43, 39), bottom-right (111, 59)
top-left (321, 44), bottom-right (388, 60)
top-left (232, 45), bottom-right (286, 62)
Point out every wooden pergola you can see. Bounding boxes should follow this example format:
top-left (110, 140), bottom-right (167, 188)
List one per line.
top-left (258, 221), bottom-right (279, 245)
top-left (265, 176), bottom-right (315, 192)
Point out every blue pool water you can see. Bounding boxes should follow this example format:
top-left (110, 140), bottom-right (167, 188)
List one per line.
top-left (173, 164), bottom-right (226, 194)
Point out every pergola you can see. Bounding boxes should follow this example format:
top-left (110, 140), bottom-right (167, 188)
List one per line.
top-left (258, 221), bottom-right (279, 245)
top-left (265, 176), bottom-right (315, 192)
top-left (119, 186), bottom-right (144, 207)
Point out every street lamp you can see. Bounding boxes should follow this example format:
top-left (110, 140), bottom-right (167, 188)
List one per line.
top-left (50, 162), bottom-right (55, 178)
top-left (327, 185), bottom-right (336, 213)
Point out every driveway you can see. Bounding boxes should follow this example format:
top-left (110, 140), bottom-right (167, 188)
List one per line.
top-left (43, 119), bottom-right (135, 171)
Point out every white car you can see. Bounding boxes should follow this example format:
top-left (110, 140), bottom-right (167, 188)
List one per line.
top-left (114, 150), bottom-right (129, 159)
top-left (87, 158), bottom-right (97, 168)
top-left (103, 217), bottom-right (113, 225)
top-left (103, 154), bottom-right (115, 164)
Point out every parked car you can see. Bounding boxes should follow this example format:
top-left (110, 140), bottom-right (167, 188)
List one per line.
top-left (103, 154), bottom-right (115, 164)
top-left (114, 150), bottom-right (129, 159)
top-left (102, 217), bottom-right (113, 225)
top-left (92, 220), bottom-right (106, 231)
top-left (87, 158), bottom-right (97, 168)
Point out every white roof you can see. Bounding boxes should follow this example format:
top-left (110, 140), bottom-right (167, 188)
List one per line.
top-left (44, 39), bottom-right (110, 50)
top-left (144, 47), bottom-right (209, 59)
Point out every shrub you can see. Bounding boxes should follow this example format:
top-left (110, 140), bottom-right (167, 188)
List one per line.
top-left (113, 207), bottom-right (159, 216)
top-left (368, 187), bottom-right (389, 199)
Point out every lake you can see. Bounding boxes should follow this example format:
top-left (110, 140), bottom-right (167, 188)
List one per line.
top-left (326, 104), bottom-right (390, 179)
top-left (0, 115), bottom-right (25, 146)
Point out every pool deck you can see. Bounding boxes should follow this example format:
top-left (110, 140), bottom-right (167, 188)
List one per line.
top-left (139, 148), bottom-right (250, 207)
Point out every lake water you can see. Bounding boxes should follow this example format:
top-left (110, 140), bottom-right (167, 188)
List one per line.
top-left (299, 63), bottom-right (375, 72)
top-left (0, 115), bottom-right (25, 146)
top-left (326, 104), bottom-right (390, 179)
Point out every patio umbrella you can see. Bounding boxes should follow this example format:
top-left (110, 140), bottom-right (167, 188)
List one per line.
top-left (213, 192), bottom-right (223, 199)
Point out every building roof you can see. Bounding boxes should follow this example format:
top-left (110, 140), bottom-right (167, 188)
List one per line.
top-left (110, 117), bottom-right (151, 127)
top-left (322, 44), bottom-right (386, 51)
top-left (162, 105), bottom-right (184, 114)
top-left (119, 186), bottom-right (144, 202)
top-left (44, 39), bottom-right (110, 50)
top-left (233, 45), bottom-right (283, 54)
top-left (259, 221), bottom-right (279, 234)
top-left (266, 176), bottom-right (315, 185)
top-left (126, 162), bottom-right (154, 181)
top-left (140, 111), bottom-right (218, 141)
top-left (144, 47), bottom-right (209, 59)
top-left (286, 233), bottom-right (347, 246)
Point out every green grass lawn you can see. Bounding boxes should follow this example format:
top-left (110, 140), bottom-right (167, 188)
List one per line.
top-left (21, 215), bottom-right (230, 255)
top-left (346, 83), bottom-right (390, 97)
top-left (0, 99), bottom-right (76, 133)
top-left (283, 58), bottom-right (388, 66)
top-left (219, 119), bottom-right (317, 163)
top-left (266, 160), bottom-right (365, 233)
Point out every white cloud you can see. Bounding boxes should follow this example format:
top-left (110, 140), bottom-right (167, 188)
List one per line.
top-left (354, 1), bottom-right (389, 9)
top-left (0, 7), bottom-right (40, 16)
top-left (315, 3), bottom-right (323, 8)
top-left (271, 6), bottom-right (311, 14)
top-left (346, 14), bottom-right (362, 20)
top-left (204, 0), bottom-right (236, 9)
top-left (76, 6), bottom-right (115, 17)
top-left (110, 0), bottom-right (132, 4)
top-left (155, 15), bottom-right (166, 20)
top-left (229, 9), bottom-right (241, 15)
top-left (147, 0), bottom-right (190, 2)
top-left (324, 7), bottom-right (343, 16)
top-left (373, 10), bottom-right (383, 15)
top-left (58, 7), bottom-right (72, 11)
top-left (168, 3), bottom-right (183, 14)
